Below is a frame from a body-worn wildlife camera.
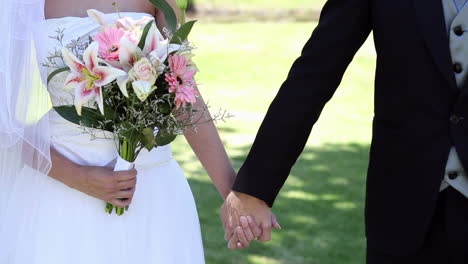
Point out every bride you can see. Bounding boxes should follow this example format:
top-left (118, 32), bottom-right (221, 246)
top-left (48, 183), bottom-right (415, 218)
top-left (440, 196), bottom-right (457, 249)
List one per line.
top-left (0, 0), bottom-right (259, 263)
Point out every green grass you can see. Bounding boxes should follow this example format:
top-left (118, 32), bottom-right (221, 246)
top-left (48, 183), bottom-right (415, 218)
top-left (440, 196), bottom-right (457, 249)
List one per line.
top-left (194, 0), bottom-right (327, 10)
top-left (172, 21), bottom-right (376, 264)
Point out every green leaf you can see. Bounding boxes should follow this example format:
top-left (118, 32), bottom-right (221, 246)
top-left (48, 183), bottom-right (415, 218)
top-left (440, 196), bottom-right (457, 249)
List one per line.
top-left (148, 0), bottom-right (178, 34)
top-left (170, 20), bottom-right (197, 44)
top-left (53, 105), bottom-right (114, 132)
top-left (47, 67), bottom-right (70, 84)
top-left (158, 102), bottom-right (171, 114)
top-left (155, 132), bottom-right (177, 146)
top-left (103, 105), bottom-right (119, 121)
top-left (138, 21), bottom-right (154, 50)
top-left (119, 123), bottom-right (139, 142)
top-left (141, 127), bottom-right (156, 151)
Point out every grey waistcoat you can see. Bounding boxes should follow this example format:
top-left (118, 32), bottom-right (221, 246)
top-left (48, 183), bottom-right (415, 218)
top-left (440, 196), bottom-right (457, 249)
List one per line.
top-left (440, 0), bottom-right (468, 196)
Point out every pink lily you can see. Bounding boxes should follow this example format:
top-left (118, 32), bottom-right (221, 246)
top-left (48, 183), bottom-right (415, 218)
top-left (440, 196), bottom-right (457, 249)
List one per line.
top-left (86, 9), bottom-right (160, 44)
top-left (117, 22), bottom-right (179, 97)
top-left (62, 42), bottom-right (126, 115)
top-left (119, 22), bottom-right (172, 68)
top-left (116, 16), bottom-right (158, 43)
top-left (87, 9), bottom-right (107, 27)
top-left (116, 16), bottom-right (154, 31)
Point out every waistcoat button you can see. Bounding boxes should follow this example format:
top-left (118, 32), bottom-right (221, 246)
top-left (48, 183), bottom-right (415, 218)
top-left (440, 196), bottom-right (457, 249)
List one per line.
top-left (450, 115), bottom-right (463, 125)
top-left (454, 63), bottom-right (463, 74)
top-left (448, 171), bottom-right (459, 180)
top-left (454, 26), bottom-right (464, 36)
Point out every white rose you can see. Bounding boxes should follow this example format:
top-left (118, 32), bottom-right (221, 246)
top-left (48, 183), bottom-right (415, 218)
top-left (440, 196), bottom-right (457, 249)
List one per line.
top-left (129, 58), bottom-right (157, 84)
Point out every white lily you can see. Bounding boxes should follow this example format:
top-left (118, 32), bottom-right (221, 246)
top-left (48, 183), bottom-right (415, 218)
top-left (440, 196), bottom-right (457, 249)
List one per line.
top-left (117, 22), bottom-right (180, 98)
top-left (62, 42), bottom-right (126, 115)
top-left (149, 39), bottom-right (181, 75)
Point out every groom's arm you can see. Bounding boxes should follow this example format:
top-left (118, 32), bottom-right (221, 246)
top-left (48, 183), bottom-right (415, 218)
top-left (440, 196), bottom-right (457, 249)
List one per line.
top-left (232, 0), bottom-right (373, 207)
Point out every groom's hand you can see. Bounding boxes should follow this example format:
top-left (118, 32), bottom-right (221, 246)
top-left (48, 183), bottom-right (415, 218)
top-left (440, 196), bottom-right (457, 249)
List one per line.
top-left (221, 191), bottom-right (281, 249)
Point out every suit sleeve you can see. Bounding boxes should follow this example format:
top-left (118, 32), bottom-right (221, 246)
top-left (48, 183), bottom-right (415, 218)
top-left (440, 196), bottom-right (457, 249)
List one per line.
top-left (232, 0), bottom-right (373, 207)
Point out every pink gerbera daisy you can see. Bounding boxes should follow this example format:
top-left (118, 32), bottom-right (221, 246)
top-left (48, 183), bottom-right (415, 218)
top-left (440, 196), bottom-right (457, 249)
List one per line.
top-left (165, 55), bottom-right (199, 109)
top-left (93, 27), bottom-right (126, 61)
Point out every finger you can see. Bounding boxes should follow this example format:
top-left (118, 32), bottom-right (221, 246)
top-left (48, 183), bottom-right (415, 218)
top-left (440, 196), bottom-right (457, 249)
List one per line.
top-left (113, 189), bottom-right (135, 200)
top-left (224, 223), bottom-right (235, 241)
top-left (114, 169), bottom-right (137, 181)
top-left (125, 196), bottom-right (134, 206)
top-left (227, 235), bottom-right (246, 250)
top-left (240, 216), bottom-right (255, 241)
top-left (271, 213), bottom-right (282, 230)
top-left (110, 198), bottom-right (132, 207)
top-left (224, 214), bottom-right (239, 241)
top-left (222, 213), bottom-right (233, 240)
top-left (227, 234), bottom-right (239, 249)
top-left (237, 241), bottom-right (246, 249)
top-left (247, 216), bottom-right (263, 239)
top-left (116, 178), bottom-right (137, 190)
top-left (235, 226), bottom-right (250, 248)
top-left (258, 223), bottom-right (272, 242)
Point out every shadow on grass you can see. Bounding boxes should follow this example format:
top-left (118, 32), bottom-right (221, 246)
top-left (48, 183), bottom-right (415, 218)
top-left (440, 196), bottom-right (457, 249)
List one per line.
top-left (176, 140), bottom-right (370, 264)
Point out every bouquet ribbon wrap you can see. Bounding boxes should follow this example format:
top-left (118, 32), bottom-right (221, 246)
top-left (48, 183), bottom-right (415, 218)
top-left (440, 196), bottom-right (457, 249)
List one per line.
top-left (113, 155), bottom-right (135, 172)
top-left (106, 155), bottom-right (135, 215)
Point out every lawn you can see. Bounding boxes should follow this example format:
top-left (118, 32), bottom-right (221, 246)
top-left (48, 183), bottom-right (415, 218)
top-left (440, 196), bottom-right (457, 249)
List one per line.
top-left (172, 21), bottom-right (376, 264)
top-left (194, 0), bottom-right (327, 10)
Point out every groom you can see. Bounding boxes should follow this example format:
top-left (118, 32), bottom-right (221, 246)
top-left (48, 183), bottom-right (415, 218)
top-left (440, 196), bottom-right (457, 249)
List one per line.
top-left (222, 0), bottom-right (468, 262)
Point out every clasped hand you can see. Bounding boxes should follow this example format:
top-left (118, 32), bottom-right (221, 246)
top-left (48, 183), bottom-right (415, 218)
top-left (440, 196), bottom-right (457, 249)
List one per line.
top-left (221, 191), bottom-right (281, 249)
top-left (71, 165), bottom-right (138, 208)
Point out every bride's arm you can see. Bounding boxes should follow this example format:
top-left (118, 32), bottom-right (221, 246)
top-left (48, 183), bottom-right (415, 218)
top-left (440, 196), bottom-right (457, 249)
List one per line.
top-left (183, 96), bottom-right (268, 248)
top-left (153, 0), bottom-right (256, 245)
top-left (48, 148), bottom-right (138, 207)
top-left (183, 95), bottom-right (237, 199)
top-left (152, 0), bottom-right (236, 199)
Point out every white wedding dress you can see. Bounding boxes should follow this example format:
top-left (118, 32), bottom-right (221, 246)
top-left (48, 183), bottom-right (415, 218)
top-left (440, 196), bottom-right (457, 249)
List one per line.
top-left (0, 12), bottom-right (205, 264)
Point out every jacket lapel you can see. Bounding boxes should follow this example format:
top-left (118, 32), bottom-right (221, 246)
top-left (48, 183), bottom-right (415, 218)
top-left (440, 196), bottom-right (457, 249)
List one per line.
top-left (413, 0), bottom-right (458, 92)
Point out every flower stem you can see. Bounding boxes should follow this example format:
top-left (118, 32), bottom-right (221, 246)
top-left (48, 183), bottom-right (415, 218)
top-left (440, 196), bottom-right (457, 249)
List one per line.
top-left (106, 138), bottom-right (136, 216)
top-left (180, 9), bottom-right (186, 25)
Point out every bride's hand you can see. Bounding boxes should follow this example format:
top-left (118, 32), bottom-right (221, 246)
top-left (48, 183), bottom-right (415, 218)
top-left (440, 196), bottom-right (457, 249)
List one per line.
top-left (71, 165), bottom-right (138, 207)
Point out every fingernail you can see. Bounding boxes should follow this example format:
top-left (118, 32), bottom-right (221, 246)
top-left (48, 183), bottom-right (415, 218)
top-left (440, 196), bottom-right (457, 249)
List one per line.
top-left (237, 242), bottom-right (242, 248)
top-left (240, 216), bottom-right (248, 227)
top-left (247, 216), bottom-right (253, 224)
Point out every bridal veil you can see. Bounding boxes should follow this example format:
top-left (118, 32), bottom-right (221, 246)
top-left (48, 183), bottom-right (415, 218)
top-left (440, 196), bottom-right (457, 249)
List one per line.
top-left (0, 0), bottom-right (51, 213)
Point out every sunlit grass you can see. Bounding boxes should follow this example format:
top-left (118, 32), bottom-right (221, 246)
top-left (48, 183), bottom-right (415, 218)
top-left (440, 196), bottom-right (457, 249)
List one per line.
top-left (172, 21), bottom-right (376, 264)
top-left (195, 0), bottom-right (327, 10)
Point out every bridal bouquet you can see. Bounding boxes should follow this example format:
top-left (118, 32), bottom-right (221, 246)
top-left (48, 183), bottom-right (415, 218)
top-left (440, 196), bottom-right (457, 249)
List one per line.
top-left (48, 0), bottom-right (202, 215)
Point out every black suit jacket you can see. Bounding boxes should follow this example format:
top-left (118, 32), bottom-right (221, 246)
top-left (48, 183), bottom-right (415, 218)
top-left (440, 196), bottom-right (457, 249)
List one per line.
top-left (232, 0), bottom-right (468, 255)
